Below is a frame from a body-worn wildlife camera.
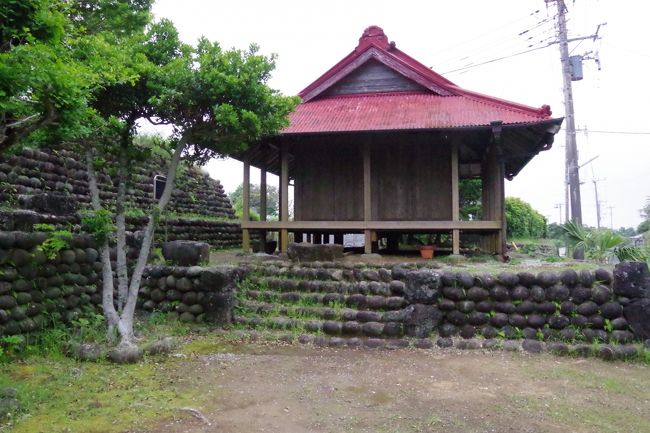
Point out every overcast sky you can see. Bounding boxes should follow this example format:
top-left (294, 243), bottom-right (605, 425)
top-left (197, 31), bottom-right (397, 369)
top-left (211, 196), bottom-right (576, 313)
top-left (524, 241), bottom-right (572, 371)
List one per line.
top-left (151, 0), bottom-right (649, 230)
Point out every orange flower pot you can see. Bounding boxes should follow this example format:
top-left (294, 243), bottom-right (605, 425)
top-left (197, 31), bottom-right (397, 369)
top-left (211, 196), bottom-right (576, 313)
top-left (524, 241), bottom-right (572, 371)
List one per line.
top-left (419, 245), bottom-right (434, 259)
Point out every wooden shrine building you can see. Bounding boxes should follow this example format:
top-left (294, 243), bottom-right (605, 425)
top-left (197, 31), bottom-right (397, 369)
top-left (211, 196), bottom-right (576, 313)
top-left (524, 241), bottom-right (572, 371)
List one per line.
top-left (236, 26), bottom-right (563, 256)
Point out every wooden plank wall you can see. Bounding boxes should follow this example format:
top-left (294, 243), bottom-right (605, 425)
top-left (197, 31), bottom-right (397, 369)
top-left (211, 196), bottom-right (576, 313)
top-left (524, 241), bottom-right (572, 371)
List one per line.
top-left (293, 133), bottom-right (453, 222)
top-left (293, 137), bottom-right (364, 221)
top-left (371, 137), bottom-right (452, 221)
top-left (323, 60), bottom-right (428, 96)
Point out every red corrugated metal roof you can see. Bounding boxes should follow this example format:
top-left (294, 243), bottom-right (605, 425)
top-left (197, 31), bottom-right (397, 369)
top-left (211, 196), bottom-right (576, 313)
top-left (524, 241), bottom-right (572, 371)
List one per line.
top-left (284, 25), bottom-right (557, 135)
top-left (283, 92), bottom-right (551, 134)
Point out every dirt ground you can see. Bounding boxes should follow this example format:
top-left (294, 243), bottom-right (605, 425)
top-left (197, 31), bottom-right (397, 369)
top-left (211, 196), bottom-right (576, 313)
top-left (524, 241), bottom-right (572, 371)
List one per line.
top-left (155, 342), bottom-right (650, 433)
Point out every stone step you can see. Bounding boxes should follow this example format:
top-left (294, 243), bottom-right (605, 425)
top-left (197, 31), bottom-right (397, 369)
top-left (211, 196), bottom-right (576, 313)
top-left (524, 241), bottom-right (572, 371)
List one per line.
top-left (247, 265), bottom-right (395, 283)
top-left (234, 315), bottom-right (406, 338)
top-left (245, 275), bottom-right (406, 296)
top-left (242, 290), bottom-right (407, 311)
top-left (226, 329), bottom-right (643, 360)
top-left (239, 300), bottom-right (408, 323)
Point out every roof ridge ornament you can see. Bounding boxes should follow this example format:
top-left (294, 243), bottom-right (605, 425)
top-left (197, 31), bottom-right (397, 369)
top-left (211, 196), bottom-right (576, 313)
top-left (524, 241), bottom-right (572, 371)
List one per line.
top-left (356, 25), bottom-right (393, 52)
top-left (539, 104), bottom-right (552, 116)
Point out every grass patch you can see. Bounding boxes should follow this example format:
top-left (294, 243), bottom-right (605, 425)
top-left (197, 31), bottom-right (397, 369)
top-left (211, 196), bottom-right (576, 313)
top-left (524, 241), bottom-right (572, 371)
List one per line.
top-left (0, 313), bottom-right (226, 433)
top-left (1, 356), bottom-right (208, 433)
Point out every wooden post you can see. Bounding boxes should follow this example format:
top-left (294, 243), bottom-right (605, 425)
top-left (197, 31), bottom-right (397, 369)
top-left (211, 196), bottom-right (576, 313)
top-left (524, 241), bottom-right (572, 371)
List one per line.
top-left (451, 141), bottom-right (460, 255)
top-left (363, 139), bottom-right (373, 254)
top-left (242, 158), bottom-right (251, 252)
top-left (260, 145), bottom-right (267, 246)
top-left (280, 142), bottom-right (289, 253)
top-left (364, 230), bottom-right (373, 254)
top-left (481, 136), bottom-right (505, 257)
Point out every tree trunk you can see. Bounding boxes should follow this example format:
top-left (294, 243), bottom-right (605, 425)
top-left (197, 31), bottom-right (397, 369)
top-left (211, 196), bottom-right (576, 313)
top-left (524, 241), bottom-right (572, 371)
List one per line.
top-left (84, 149), bottom-right (119, 339)
top-left (115, 150), bottom-right (129, 312)
top-left (118, 138), bottom-right (186, 347)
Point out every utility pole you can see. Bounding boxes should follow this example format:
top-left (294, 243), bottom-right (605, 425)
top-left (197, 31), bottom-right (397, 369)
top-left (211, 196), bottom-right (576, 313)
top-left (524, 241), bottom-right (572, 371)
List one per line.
top-left (592, 178), bottom-right (603, 228)
top-left (554, 0), bottom-right (582, 225)
top-left (555, 202), bottom-right (563, 224)
top-left (547, 1), bottom-right (605, 226)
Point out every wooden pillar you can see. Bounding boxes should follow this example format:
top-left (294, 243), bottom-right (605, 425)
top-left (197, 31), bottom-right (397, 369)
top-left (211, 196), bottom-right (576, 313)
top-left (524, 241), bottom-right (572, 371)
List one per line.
top-left (259, 145), bottom-right (267, 245)
top-left (481, 131), bottom-right (505, 257)
top-left (280, 142), bottom-right (289, 253)
top-left (363, 140), bottom-right (374, 254)
top-left (242, 158), bottom-right (251, 252)
top-left (451, 141), bottom-right (460, 255)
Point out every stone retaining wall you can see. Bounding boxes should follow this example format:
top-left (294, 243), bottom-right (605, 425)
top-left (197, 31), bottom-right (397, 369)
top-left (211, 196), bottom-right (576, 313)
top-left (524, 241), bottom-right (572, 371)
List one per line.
top-left (240, 261), bottom-right (650, 344)
top-left (0, 146), bottom-right (235, 218)
top-left (0, 232), bottom-right (102, 336)
top-left (0, 211), bottom-right (242, 250)
top-left (396, 266), bottom-right (637, 343)
top-left (0, 231), bottom-right (245, 338)
top-left (139, 265), bottom-right (246, 324)
top-left (0, 146), bottom-right (243, 249)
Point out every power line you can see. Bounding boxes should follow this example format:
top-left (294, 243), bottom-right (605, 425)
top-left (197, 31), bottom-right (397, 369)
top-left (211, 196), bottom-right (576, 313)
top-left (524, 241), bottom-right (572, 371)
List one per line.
top-left (576, 128), bottom-right (650, 135)
top-left (432, 10), bottom-right (556, 72)
top-left (430, 9), bottom-right (547, 58)
top-left (441, 43), bottom-right (554, 75)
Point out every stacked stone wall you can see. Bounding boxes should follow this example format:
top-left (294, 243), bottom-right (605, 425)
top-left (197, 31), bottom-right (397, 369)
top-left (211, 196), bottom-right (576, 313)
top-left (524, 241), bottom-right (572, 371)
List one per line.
top-left (0, 230), bottom-right (244, 339)
top-left (0, 232), bottom-right (102, 337)
top-left (0, 146), bottom-right (243, 248)
top-left (239, 261), bottom-right (650, 346)
top-left (0, 147), bottom-right (235, 218)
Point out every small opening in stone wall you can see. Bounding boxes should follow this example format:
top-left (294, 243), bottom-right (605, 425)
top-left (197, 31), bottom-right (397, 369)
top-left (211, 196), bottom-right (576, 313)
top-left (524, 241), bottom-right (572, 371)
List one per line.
top-left (154, 175), bottom-right (166, 200)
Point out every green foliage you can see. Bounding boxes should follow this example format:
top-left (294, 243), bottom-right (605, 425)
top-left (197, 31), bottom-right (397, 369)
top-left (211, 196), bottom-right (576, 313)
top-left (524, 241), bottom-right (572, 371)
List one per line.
top-left (505, 197), bottom-right (547, 239)
top-left (229, 183), bottom-right (279, 218)
top-left (638, 219), bottom-right (650, 235)
top-left (0, 0), bottom-right (152, 152)
top-left (0, 335), bottom-right (23, 362)
top-left (37, 229), bottom-right (72, 260)
top-left (71, 313), bottom-right (106, 342)
top-left (81, 208), bottom-right (114, 244)
top-left (459, 178), bottom-right (482, 220)
top-left (150, 38), bottom-right (299, 164)
top-left (561, 221), bottom-right (628, 263)
top-left (547, 222), bottom-right (565, 240)
top-left (32, 223), bottom-right (55, 232)
top-left (615, 227), bottom-right (636, 237)
top-left (613, 245), bottom-right (649, 265)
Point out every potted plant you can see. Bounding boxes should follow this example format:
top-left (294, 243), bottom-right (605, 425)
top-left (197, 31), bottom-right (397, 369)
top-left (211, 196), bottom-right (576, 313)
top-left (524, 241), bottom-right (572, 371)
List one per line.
top-left (419, 245), bottom-right (435, 259)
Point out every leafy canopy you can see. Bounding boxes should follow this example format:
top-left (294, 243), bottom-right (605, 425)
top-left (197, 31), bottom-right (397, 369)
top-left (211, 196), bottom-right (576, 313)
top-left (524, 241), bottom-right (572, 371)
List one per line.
top-left (0, 0), bottom-right (153, 152)
top-left (230, 183), bottom-right (280, 219)
top-left (505, 197), bottom-right (547, 239)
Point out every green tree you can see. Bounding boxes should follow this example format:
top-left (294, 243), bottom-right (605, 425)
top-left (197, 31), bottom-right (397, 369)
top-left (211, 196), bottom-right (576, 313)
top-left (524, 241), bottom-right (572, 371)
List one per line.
top-left (638, 197), bottom-right (650, 234)
top-left (0, 0), bottom-right (151, 152)
top-left (638, 220), bottom-right (650, 234)
top-left (229, 183), bottom-right (279, 219)
top-left (80, 22), bottom-right (298, 349)
top-left (459, 178), bottom-right (481, 220)
top-left (505, 197), bottom-right (547, 239)
top-left (614, 227), bottom-right (636, 237)
top-left (546, 222), bottom-right (565, 240)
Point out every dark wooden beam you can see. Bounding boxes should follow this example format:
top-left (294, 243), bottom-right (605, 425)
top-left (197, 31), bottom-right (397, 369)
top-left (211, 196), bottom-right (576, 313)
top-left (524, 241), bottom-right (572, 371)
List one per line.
top-left (241, 220), bottom-right (502, 230)
top-left (451, 141), bottom-right (460, 255)
top-left (242, 158), bottom-right (251, 252)
top-left (280, 142), bottom-right (289, 252)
